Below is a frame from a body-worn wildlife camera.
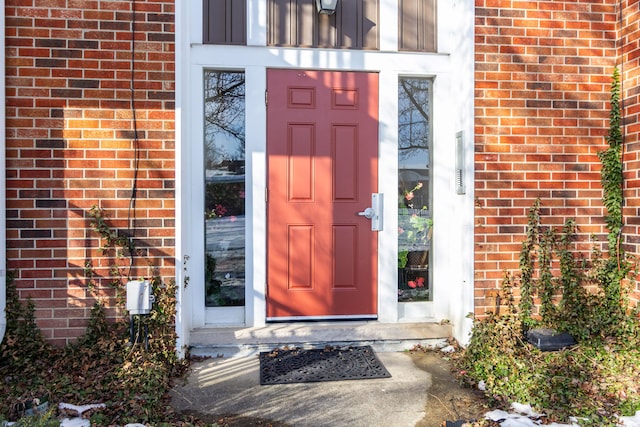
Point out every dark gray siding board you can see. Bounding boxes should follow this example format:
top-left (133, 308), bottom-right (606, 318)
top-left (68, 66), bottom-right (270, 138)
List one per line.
top-left (204, 0), bottom-right (247, 45)
top-left (203, 0), bottom-right (435, 52)
top-left (399, 0), bottom-right (437, 52)
top-left (269, 0), bottom-right (379, 50)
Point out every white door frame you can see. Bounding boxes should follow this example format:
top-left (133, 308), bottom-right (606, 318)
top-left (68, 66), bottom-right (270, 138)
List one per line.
top-left (174, 0), bottom-right (476, 347)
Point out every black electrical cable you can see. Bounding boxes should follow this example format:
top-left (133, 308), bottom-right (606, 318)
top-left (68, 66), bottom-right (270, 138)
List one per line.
top-left (127, 0), bottom-right (141, 276)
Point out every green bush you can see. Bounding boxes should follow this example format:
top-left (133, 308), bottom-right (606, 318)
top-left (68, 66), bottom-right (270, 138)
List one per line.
top-left (1, 207), bottom-right (191, 425)
top-left (459, 68), bottom-right (640, 424)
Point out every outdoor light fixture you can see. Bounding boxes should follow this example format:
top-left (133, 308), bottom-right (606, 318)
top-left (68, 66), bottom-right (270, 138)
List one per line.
top-left (316, 0), bottom-right (338, 14)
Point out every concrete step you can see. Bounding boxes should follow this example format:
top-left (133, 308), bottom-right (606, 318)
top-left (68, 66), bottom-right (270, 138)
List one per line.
top-left (188, 321), bottom-right (453, 358)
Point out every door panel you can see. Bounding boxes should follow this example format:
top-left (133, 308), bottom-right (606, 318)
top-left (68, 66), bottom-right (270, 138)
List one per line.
top-left (267, 69), bottom-right (379, 318)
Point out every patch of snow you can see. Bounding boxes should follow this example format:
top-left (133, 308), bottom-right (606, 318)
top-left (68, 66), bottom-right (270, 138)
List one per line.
top-left (485, 409), bottom-right (521, 422)
top-left (499, 419), bottom-right (539, 427)
top-left (546, 423), bottom-right (580, 427)
top-left (58, 402), bottom-right (106, 416)
top-left (440, 345), bottom-right (455, 353)
top-left (510, 403), bottom-right (543, 418)
top-left (486, 411), bottom-right (578, 427)
top-left (60, 418), bottom-right (90, 427)
top-left (486, 403), bottom-right (575, 426)
top-left (486, 404), bottom-right (640, 426)
top-left (619, 410), bottom-right (640, 427)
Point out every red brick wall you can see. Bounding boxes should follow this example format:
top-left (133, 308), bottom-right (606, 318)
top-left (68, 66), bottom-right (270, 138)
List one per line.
top-left (621, 0), bottom-right (640, 299)
top-left (474, 0), bottom-right (621, 314)
top-left (5, 0), bottom-right (176, 345)
top-left (6, 0), bottom-right (638, 343)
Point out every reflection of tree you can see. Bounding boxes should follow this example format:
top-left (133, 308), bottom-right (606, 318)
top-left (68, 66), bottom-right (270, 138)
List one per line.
top-left (204, 71), bottom-right (245, 167)
top-left (398, 79), bottom-right (431, 161)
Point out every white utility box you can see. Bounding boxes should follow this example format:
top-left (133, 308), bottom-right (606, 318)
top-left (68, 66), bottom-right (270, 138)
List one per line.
top-left (126, 280), bottom-right (153, 315)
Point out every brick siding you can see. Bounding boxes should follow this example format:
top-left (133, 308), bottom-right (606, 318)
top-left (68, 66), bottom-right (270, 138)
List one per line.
top-left (5, 0), bottom-right (640, 343)
top-left (5, 0), bottom-right (176, 345)
top-left (474, 0), bottom-right (640, 315)
top-left (621, 0), bottom-right (640, 300)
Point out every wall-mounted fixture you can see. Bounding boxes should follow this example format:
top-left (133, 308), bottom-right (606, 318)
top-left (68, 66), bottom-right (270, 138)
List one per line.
top-left (126, 280), bottom-right (155, 348)
top-left (126, 280), bottom-right (154, 315)
top-left (455, 131), bottom-right (466, 195)
top-left (316, 0), bottom-right (338, 14)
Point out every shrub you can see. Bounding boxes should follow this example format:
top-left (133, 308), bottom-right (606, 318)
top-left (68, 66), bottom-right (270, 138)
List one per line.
top-left (459, 68), bottom-right (640, 423)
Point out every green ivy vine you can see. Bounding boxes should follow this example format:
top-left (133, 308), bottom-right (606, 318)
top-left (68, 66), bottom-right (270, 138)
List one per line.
top-left (598, 66), bottom-right (624, 261)
top-left (596, 66), bottom-right (633, 330)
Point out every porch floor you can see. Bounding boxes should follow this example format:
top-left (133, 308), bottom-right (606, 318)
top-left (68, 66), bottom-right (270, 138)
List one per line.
top-left (188, 321), bottom-right (453, 358)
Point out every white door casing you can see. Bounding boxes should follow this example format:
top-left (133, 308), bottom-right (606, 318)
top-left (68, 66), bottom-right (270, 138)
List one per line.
top-left (175, 0), bottom-right (475, 345)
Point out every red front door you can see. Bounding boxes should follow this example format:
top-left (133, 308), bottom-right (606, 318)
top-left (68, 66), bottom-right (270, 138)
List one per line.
top-left (266, 69), bottom-right (379, 318)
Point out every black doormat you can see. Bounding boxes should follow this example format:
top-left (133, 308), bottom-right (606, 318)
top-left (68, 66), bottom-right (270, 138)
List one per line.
top-left (259, 346), bottom-right (391, 385)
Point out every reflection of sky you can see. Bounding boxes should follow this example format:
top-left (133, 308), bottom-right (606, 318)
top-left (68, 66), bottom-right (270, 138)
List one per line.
top-left (398, 78), bottom-right (430, 171)
top-left (206, 131), bottom-right (245, 164)
top-left (399, 149), bottom-right (429, 170)
top-left (203, 71), bottom-right (245, 164)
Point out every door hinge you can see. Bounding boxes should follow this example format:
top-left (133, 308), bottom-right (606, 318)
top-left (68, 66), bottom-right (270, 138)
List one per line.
top-left (265, 187), bottom-right (268, 203)
top-left (265, 90), bottom-right (268, 106)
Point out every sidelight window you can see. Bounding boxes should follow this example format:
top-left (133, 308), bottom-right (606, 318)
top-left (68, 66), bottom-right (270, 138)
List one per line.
top-left (203, 70), bottom-right (246, 307)
top-left (397, 77), bottom-right (433, 302)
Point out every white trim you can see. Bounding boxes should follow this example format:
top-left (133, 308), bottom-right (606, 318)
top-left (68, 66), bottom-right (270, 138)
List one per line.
top-left (448, 0), bottom-right (476, 345)
top-left (438, 0), bottom-right (454, 53)
top-left (190, 45), bottom-right (451, 72)
top-left (378, 69), bottom-right (399, 323)
top-left (399, 302), bottom-right (435, 321)
top-left (205, 306), bottom-right (245, 325)
top-left (186, 65), bottom-right (206, 330)
top-left (379, 0), bottom-right (398, 52)
top-left (431, 72), bottom-right (452, 323)
top-left (245, 66), bottom-right (267, 327)
top-left (175, 0), bottom-right (201, 355)
top-left (188, 0), bottom-right (202, 45)
top-left (247, 0), bottom-right (267, 46)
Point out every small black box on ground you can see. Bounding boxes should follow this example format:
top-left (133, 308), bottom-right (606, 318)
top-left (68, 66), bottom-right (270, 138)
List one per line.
top-left (446, 422), bottom-right (474, 427)
top-left (527, 328), bottom-right (576, 351)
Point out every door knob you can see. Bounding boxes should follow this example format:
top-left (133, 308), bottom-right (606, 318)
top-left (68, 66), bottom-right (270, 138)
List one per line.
top-left (356, 194), bottom-right (383, 231)
top-left (357, 207), bottom-right (375, 219)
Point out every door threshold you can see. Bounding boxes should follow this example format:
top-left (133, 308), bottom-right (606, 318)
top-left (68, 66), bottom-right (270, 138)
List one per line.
top-left (189, 321), bottom-right (452, 358)
top-left (266, 315), bottom-right (377, 322)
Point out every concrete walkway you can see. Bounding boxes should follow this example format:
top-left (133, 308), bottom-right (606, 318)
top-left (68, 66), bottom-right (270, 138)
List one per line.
top-left (170, 351), bottom-right (431, 427)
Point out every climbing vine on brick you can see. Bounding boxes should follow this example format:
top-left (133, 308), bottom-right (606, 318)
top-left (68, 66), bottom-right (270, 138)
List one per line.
top-left (596, 66), bottom-right (633, 329)
top-left (598, 66), bottom-right (624, 261)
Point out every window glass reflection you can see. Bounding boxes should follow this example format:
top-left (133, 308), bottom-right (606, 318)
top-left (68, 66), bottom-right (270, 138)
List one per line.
top-left (204, 71), bottom-right (246, 307)
top-left (398, 78), bottom-right (432, 302)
